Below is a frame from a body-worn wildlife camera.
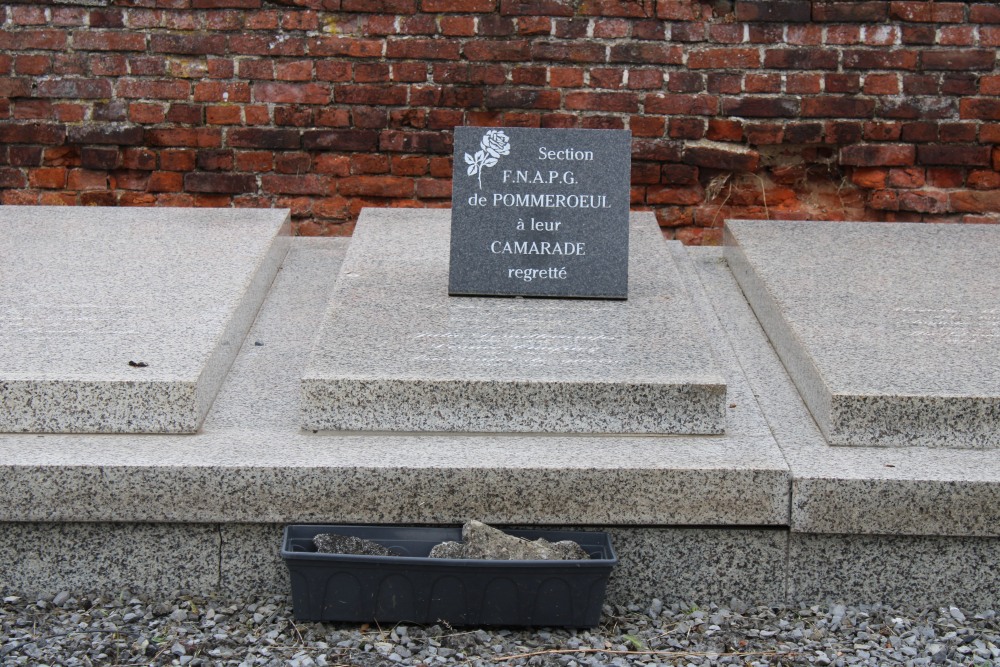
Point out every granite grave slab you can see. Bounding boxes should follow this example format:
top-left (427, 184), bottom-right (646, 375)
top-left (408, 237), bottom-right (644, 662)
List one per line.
top-left (0, 205), bottom-right (289, 433)
top-left (725, 219), bottom-right (1000, 449)
top-left (449, 127), bottom-right (631, 299)
top-left (302, 209), bottom-right (726, 434)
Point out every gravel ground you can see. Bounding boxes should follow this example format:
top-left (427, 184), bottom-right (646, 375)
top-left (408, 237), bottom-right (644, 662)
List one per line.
top-left (3, 592), bottom-right (999, 667)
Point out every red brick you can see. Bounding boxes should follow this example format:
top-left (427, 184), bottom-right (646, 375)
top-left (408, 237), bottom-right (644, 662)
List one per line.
top-left (646, 94), bottom-right (719, 115)
top-left (565, 91), bottom-right (638, 112)
top-left (744, 123), bottom-right (784, 144)
top-left (890, 1), bottom-right (965, 22)
top-left (950, 190), bottom-right (1000, 213)
top-left (68, 124), bottom-right (144, 146)
top-left (253, 82), bottom-right (329, 104)
top-left (917, 145), bottom-right (991, 167)
top-left (801, 97), bottom-right (875, 118)
top-left (302, 129), bottom-right (379, 151)
top-left (899, 190), bottom-right (949, 214)
top-left (722, 97), bottom-right (799, 118)
top-left (578, 0), bottom-right (654, 16)
top-left (261, 174), bottom-right (330, 195)
top-left (843, 49), bottom-right (919, 70)
top-left (689, 48), bottom-right (760, 69)
top-left (971, 4), bottom-right (1000, 23)
top-left (121, 148), bottom-right (157, 171)
top-left (0, 123), bottom-right (66, 145)
top-left (422, 0), bottom-right (495, 10)
top-left (666, 72), bottom-right (704, 93)
top-left (850, 167), bottom-right (888, 189)
top-left (0, 168), bottom-right (26, 188)
top-left (764, 49), bottom-right (838, 70)
top-left (335, 85), bottom-right (408, 106)
top-left (387, 38), bottom-right (461, 60)
top-left (147, 128), bottom-right (222, 148)
top-left (534, 41), bottom-right (607, 63)
top-left (608, 43), bottom-right (682, 65)
top-left (500, 0), bottom-right (575, 15)
top-left (923, 50), bottom-right (996, 71)
top-left (735, 1), bottom-right (812, 22)
top-left (184, 172), bottom-right (256, 193)
top-left (967, 170), bottom-right (1000, 190)
top-left (669, 118), bottom-right (706, 140)
top-left (888, 167), bottom-right (925, 188)
top-left (813, 1), bottom-right (888, 21)
top-left (707, 119), bottom-right (743, 142)
top-left (129, 103), bottom-right (166, 124)
top-left (227, 128), bottom-right (300, 150)
top-left (960, 98), bottom-right (1000, 121)
top-left (0, 30), bottom-right (67, 51)
top-left (646, 185), bottom-right (703, 205)
top-left (440, 16), bottom-right (477, 35)
top-left (929, 169), bottom-right (963, 187)
top-left (379, 129), bottom-right (452, 153)
top-left (342, 0), bottom-right (416, 12)
top-left (840, 144), bottom-right (915, 167)
top-left (73, 31), bottom-right (146, 52)
top-left (485, 88), bottom-right (562, 109)
top-left (683, 142), bottom-right (760, 172)
top-left (630, 116), bottom-right (666, 137)
top-left (118, 79), bottom-right (191, 100)
top-left (656, 0), bottom-right (704, 20)
top-left (29, 167), bottom-right (67, 189)
top-left (309, 37), bottom-right (382, 58)
top-left (81, 147), bottom-right (120, 170)
top-left (745, 74), bottom-right (781, 94)
top-left (37, 79), bottom-right (113, 99)
top-left (338, 175), bottom-right (414, 197)
top-left (864, 74), bottom-right (899, 95)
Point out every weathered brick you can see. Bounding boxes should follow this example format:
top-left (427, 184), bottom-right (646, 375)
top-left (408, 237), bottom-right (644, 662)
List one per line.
top-left (118, 79), bottom-right (191, 100)
top-left (578, 0), bottom-right (654, 17)
top-left (147, 128), bottom-right (222, 148)
top-left (485, 88), bottom-right (562, 109)
top-left (0, 30), bottom-right (67, 51)
top-left (338, 175), bottom-right (415, 197)
top-left (73, 31), bottom-right (146, 52)
top-left (335, 85), bottom-right (408, 106)
top-left (840, 144), bottom-right (915, 167)
top-left (253, 82), bottom-right (330, 104)
top-left (764, 49), bottom-right (838, 70)
top-left (184, 172), bottom-right (256, 193)
top-left (379, 129), bottom-right (452, 153)
top-left (722, 97), bottom-right (799, 118)
top-left (923, 50), bottom-right (996, 71)
top-left (898, 189), bottom-right (949, 214)
top-left (342, 0), bottom-right (416, 13)
top-left (565, 91), bottom-right (638, 112)
top-left (950, 190), bottom-right (1000, 213)
top-left (683, 141), bottom-right (760, 172)
top-left (801, 97), bottom-right (875, 118)
top-left (309, 37), bottom-right (383, 58)
top-left (261, 174), bottom-right (331, 195)
top-left (735, 1), bottom-right (812, 22)
top-left (37, 79), bottom-right (113, 99)
top-left (29, 167), bottom-right (67, 189)
top-left (386, 38), bottom-right (461, 60)
top-left (0, 123), bottom-right (66, 145)
top-left (843, 49), bottom-right (919, 70)
top-left (302, 129), bottom-right (380, 151)
top-left (422, 0), bottom-right (495, 11)
top-left (971, 4), bottom-right (1000, 23)
top-left (813, 1), bottom-right (888, 21)
top-left (609, 43), bottom-right (683, 65)
top-left (890, 1), bottom-right (965, 23)
top-left (499, 0), bottom-right (575, 16)
top-left (645, 93), bottom-right (718, 115)
top-left (689, 49), bottom-right (760, 69)
top-left (68, 124), bottom-right (144, 146)
top-left (960, 98), bottom-right (1000, 121)
top-left (917, 145), bottom-right (991, 166)
top-left (151, 33), bottom-right (227, 55)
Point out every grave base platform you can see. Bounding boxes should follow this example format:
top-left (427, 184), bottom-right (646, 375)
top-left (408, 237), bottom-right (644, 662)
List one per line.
top-left (2, 211), bottom-right (999, 608)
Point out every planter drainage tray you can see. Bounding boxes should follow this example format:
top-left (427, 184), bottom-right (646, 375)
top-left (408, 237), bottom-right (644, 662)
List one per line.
top-left (281, 524), bottom-right (617, 627)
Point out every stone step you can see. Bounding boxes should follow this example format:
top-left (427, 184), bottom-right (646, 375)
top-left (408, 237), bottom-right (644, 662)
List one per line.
top-left (726, 219), bottom-right (1000, 449)
top-left (301, 210), bottom-right (728, 434)
top-left (0, 205), bottom-right (289, 434)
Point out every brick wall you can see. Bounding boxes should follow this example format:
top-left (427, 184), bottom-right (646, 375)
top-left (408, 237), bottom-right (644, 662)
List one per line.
top-left (0, 0), bottom-right (998, 242)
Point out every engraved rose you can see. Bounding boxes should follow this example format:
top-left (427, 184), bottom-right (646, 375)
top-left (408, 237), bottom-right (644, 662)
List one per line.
top-left (464, 129), bottom-right (511, 190)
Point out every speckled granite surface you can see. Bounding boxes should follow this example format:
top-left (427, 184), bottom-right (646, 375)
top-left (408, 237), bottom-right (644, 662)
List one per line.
top-left (0, 206), bottom-right (289, 434)
top-left (725, 219), bottom-right (1000, 449)
top-left (0, 235), bottom-right (788, 528)
top-left (692, 247), bottom-right (1000, 537)
top-left (301, 209), bottom-right (727, 434)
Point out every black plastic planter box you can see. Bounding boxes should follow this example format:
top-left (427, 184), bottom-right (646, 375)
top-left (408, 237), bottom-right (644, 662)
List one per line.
top-left (281, 524), bottom-right (617, 627)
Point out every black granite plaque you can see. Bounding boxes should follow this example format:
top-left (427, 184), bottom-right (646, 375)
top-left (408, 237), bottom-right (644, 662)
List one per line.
top-left (449, 127), bottom-right (631, 299)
